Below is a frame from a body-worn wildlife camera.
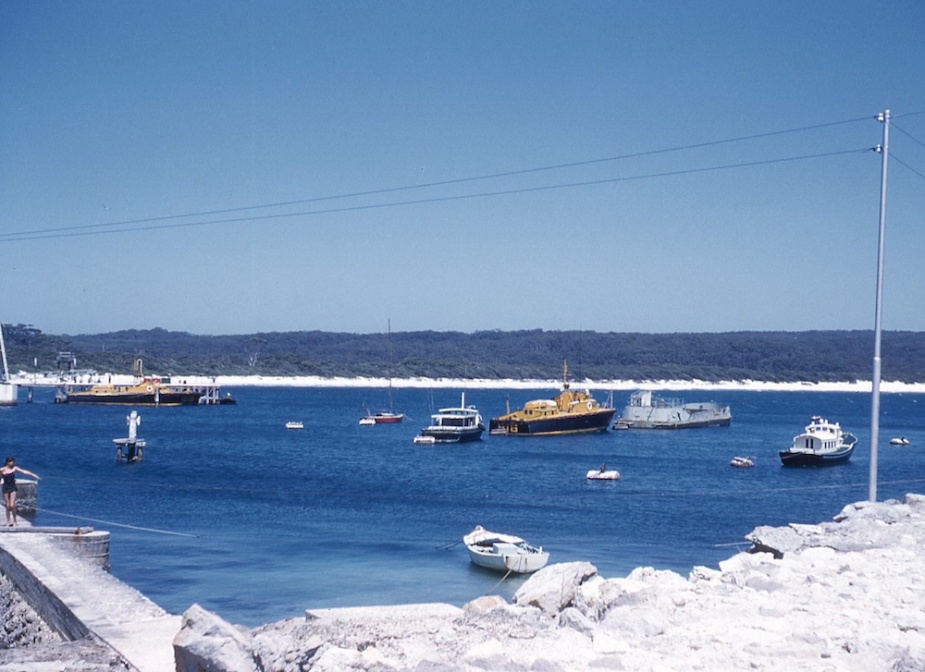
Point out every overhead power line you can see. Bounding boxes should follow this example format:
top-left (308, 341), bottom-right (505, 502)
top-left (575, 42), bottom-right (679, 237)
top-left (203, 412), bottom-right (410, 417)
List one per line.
top-left (0, 115), bottom-right (871, 243)
top-left (892, 123), bottom-right (925, 150)
top-left (0, 147), bottom-right (869, 243)
top-left (892, 154), bottom-right (925, 182)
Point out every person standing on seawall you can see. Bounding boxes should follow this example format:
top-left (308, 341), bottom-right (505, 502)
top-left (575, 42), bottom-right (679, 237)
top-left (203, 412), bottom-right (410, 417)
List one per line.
top-left (1, 457), bottom-right (40, 527)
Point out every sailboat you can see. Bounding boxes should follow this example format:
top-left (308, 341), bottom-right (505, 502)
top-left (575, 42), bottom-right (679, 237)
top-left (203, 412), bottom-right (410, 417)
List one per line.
top-left (359, 320), bottom-right (404, 425)
top-left (0, 323), bottom-right (18, 406)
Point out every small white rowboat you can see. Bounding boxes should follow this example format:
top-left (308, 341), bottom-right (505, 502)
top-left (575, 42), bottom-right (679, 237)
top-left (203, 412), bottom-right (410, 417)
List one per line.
top-left (462, 525), bottom-right (549, 574)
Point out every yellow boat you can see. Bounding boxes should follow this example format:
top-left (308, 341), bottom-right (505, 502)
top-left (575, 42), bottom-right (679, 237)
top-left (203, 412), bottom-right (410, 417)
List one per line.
top-left (55, 358), bottom-right (204, 406)
top-left (489, 361), bottom-right (615, 436)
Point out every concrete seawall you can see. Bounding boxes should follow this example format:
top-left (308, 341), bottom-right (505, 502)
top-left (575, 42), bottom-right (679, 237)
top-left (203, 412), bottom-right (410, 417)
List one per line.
top-left (0, 527), bottom-right (180, 672)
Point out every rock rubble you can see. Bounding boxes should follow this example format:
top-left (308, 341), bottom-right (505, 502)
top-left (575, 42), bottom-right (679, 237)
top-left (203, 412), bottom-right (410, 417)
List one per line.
top-left (174, 493), bottom-right (925, 671)
top-left (0, 571), bottom-right (135, 671)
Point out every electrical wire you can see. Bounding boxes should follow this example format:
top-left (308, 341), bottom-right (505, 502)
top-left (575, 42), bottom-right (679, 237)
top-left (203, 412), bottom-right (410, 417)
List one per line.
top-left (891, 154), bottom-right (925, 182)
top-left (0, 115), bottom-right (872, 242)
top-left (0, 147), bottom-right (870, 244)
top-left (892, 123), bottom-right (925, 150)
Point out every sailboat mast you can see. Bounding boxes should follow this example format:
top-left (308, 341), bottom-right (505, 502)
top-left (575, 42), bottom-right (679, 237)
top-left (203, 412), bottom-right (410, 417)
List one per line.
top-left (869, 109), bottom-right (890, 503)
top-left (0, 322), bottom-right (9, 382)
top-left (388, 319), bottom-right (394, 413)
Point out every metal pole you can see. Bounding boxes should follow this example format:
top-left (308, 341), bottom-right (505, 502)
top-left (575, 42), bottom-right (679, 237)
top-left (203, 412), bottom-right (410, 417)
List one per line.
top-left (869, 109), bottom-right (890, 503)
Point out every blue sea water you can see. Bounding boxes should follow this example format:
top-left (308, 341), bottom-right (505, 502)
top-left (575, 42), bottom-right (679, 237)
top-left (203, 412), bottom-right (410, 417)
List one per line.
top-left (2, 385), bottom-right (924, 627)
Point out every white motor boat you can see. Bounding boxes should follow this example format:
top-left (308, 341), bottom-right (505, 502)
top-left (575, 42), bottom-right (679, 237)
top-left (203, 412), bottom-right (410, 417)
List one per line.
top-left (780, 416), bottom-right (857, 467)
top-left (416, 392), bottom-right (485, 444)
top-left (463, 525), bottom-right (549, 574)
top-left (890, 437), bottom-right (910, 445)
top-left (285, 421), bottom-right (304, 430)
top-left (730, 456), bottom-right (754, 468)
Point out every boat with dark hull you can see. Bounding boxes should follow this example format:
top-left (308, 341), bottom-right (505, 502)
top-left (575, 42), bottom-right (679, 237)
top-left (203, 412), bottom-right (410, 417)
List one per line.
top-left (779, 416), bottom-right (857, 467)
top-left (416, 392), bottom-right (485, 443)
top-left (616, 391), bottom-right (731, 429)
top-left (57, 379), bottom-right (204, 406)
top-left (488, 362), bottom-right (614, 436)
top-left (55, 358), bottom-right (205, 406)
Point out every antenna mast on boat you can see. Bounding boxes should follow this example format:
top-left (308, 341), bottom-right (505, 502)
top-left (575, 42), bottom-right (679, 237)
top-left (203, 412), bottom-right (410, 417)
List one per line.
top-left (869, 109), bottom-right (890, 503)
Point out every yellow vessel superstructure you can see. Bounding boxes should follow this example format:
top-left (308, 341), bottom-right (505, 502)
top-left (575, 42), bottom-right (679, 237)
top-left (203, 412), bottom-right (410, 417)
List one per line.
top-left (488, 361), bottom-right (615, 436)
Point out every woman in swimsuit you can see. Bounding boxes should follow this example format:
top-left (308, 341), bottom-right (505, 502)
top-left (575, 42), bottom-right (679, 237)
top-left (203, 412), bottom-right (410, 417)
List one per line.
top-left (1, 456), bottom-right (40, 528)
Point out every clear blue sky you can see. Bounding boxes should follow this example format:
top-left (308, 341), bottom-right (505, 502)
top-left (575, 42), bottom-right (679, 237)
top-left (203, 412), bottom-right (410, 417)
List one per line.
top-left (2, 2), bottom-right (923, 336)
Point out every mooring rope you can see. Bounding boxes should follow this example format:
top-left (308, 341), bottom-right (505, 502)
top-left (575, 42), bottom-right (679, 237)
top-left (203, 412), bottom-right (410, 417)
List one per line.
top-left (35, 507), bottom-right (200, 538)
top-left (484, 567), bottom-right (515, 595)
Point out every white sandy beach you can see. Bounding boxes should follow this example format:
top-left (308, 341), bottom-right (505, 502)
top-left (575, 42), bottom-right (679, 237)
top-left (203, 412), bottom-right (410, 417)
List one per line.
top-left (14, 370), bottom-right (925, 394)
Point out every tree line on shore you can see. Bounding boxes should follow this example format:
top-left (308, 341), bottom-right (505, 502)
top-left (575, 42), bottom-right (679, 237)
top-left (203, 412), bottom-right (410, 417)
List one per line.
top-left (3, 324), bottom-right (924, 383)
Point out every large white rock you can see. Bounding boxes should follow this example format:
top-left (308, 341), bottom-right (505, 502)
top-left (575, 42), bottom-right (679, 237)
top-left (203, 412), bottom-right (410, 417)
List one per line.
top-left (173, 603), bottom-right (258, 672)
top-left (512, 561), bottom-right (597, 614)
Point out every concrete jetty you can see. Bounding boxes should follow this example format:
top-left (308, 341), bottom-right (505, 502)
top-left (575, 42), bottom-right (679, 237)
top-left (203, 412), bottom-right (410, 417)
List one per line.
top-left (0, 526), bottom-right (180, 672)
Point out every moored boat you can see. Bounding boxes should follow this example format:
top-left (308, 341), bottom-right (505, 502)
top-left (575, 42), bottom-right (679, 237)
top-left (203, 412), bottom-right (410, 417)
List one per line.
top-left (463, 525), bottom-right (549, 574)
top-left (54, 358), bottom-right (206, 406)
top-left (359, 409), bottom-right (405, 425)
top-left (586, 465), bottom-right (621, 480)
top-left (779, 416), bottom-right (857, 467)
top-left (616, 390), bottom-right (731, 429)
top-left (57, 379), bottom-right (203, 405)
top-left (416, 392), bottom-right (485, 444)
top-left (488, 361), bottom-right (614, 436)
top-left (359, 321), bottom-right (404, 425)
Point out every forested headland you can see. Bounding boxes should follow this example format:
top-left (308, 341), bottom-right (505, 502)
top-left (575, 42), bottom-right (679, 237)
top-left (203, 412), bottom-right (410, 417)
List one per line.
top-left (3, 325), bottom-right (925, 383)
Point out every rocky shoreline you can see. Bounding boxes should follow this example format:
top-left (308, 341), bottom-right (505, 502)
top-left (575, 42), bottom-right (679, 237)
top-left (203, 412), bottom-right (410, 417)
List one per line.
top-left (171, 494), bottom-right (925, 672)
top-left (5, 495), bottom-right (925, 671)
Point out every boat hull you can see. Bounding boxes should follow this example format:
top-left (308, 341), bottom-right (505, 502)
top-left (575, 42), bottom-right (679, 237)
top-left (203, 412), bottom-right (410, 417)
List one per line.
top-left (489, 408), bottom-right (615, 436)
top-left (420, 428), bottom-right (484, 443)
top-left (59, 390), bottom-right (202, 406)
top-left (779, 444), bottom-right (854, 467)
top-left (466, 548), bottom-right (550, 574)
top-left (370, 413), bottom-right (404, 424)
top-left (463, 526), bottom-right (549, 574)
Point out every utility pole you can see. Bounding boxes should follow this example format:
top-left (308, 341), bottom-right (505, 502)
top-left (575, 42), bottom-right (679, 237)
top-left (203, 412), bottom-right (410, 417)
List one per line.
top-left (869, 109), bottom-right (890, 503)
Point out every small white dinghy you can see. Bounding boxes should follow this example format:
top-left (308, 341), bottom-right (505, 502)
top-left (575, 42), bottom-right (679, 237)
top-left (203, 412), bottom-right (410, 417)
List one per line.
top-left (463, 525), bottom-right (549, 574)
top-left (586, 466), bottom-right (620, 480)
top-left (890, 437), bottom-right (910, 445)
